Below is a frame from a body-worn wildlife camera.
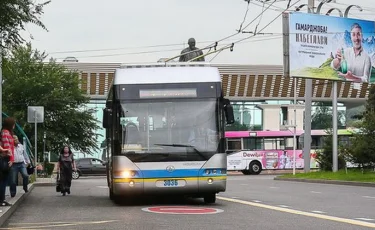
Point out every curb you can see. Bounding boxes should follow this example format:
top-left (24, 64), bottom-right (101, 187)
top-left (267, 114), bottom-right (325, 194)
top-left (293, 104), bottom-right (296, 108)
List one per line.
top-left (0, 183), bottom-right (35, 227)
top-left (33, 182), bottom-right (55, 187)
top-left (274, 177), bottom-right (375, 187)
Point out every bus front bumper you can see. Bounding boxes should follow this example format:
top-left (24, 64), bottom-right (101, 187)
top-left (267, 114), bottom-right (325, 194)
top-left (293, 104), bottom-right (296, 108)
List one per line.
top-left (112, 176), bottom-right (226, 196)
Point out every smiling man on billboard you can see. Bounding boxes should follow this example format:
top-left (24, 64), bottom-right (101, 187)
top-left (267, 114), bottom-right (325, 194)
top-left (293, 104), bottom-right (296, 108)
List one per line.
top-left (331, 23), bottom-right (372, 83)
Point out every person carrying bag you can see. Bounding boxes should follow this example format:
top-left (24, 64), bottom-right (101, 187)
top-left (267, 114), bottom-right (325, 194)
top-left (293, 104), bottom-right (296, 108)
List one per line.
top-left (0, 117), bottom-right (16, 206)
top-left (56, 169), bottom-right (61, 193)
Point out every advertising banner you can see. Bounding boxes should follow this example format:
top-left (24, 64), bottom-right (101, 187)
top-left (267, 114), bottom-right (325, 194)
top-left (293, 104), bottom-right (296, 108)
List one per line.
top-left (284, 12), bottom-right (375, 83)
top-left (227, 150), bottom-right (319, 170)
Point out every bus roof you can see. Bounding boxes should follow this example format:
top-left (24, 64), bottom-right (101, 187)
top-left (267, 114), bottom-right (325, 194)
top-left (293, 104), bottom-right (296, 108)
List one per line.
top-left (225, 129), bottom-right (360, 138)
top-left (113, 65), bottom-right (221, 85)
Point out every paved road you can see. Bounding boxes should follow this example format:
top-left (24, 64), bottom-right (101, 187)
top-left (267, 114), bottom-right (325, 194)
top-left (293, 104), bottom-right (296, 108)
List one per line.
top-left (1, 175), bottom-right (374, 230)
top-left (224, 175), bottom-right (375, 221)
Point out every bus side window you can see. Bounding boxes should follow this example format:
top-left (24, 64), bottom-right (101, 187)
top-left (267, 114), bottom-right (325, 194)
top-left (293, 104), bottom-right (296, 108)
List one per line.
top-left (226, 139), bottom-right (241, 153)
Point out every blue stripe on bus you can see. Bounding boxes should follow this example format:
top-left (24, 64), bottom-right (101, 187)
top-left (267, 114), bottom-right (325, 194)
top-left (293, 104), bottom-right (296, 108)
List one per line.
top-left (137, 168), bottom-right (226, 178)
top-left (141, 169), bottom-right (200, 178)
top-left (113, 168), bottom-right (227, 179)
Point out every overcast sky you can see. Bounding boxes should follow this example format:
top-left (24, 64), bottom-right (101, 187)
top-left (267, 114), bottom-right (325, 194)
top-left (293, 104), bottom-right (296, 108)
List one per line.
top-left (21, 0), bottom-right (375, 65)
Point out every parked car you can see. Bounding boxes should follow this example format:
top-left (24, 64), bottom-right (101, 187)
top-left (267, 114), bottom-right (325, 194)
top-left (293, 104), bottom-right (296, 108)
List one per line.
top-left (73, 157), bottom-right (107, 179)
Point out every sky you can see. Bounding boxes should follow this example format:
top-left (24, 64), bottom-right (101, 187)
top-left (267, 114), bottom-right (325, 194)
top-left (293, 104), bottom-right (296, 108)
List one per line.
top-left (20, 0), bottom-right (375, 65)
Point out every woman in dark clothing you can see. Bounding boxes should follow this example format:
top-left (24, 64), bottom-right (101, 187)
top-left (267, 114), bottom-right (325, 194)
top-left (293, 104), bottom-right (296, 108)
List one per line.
top-left (57, 145), bottom-right (76, 196)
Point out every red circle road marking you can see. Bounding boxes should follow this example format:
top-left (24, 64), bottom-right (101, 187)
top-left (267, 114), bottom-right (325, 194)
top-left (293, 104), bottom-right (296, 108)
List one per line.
top-left (141, 206), bottom-right (224, 214)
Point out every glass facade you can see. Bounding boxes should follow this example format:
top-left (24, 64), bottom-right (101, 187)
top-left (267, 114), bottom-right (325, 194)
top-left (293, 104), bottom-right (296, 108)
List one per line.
top-left (227, 100), bottom-right (347, 131)
top-left (72, 100), bottom-right (106, 160)
top-left (228, 101), bottom-right (263, 131)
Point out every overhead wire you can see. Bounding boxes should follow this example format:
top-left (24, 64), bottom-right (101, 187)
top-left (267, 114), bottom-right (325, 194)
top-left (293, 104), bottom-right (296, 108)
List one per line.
top-left (49, 0), bottom-right (278, 60)
top-left (55, 0), bottom-right (297, 61)
top-left (52, 0), bottom-right (300, 61)
top-left (165, 0), bottom-right (280, 62)
top-left (253, 1), bottom-right (266, 34)
top-left (237, 0), bottom-right (252, 32)
top-left (53, 34), bottom-right (282, 60)
top-left (191, 0), bottom-right (302, 61)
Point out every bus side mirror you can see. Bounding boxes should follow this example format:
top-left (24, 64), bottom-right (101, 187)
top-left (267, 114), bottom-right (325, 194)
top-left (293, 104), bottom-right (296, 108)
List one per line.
top-left (103, 108), bottom-right (112, 129)
top-left (224, 104), bottom-right (235, 124)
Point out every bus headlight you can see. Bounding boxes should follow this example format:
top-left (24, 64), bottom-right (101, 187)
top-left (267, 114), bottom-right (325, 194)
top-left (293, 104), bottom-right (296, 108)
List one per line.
top-left (207, 178), bottom-right (213, 184)
top-left (120, 170), bottom-right (136, 178)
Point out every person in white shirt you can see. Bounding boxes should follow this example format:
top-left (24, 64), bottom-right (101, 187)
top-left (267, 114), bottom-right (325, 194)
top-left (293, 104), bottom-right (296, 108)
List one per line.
top-left (9, 135), bottom-right (30, 197)
top-left (331, 23), bottom-right (372, 83)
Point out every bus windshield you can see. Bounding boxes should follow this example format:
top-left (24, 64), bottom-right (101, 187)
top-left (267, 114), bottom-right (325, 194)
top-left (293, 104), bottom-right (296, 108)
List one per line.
top-left (118, 99), bottom-right (220, 162)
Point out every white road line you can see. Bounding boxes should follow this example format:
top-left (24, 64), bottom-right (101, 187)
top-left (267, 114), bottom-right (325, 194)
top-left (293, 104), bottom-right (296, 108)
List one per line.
top-left (231, 197), bottom-right (240, 199)
top-left (363, 196), bottom-right (375, 199)
top-left (96, 186), bottom-right (108, 189)
top-left (278, 205), bottom-right (290, 208)
top-left (217, 196), bottom-right (375, 228)
top-left (312, 211), bottom-right (326, 214)
top-left (252, 200), bottom-right (262, 203)
top-left (354, 218), bottom-right (375, 221)
top-left (311, 191), bottom-right (322, 194)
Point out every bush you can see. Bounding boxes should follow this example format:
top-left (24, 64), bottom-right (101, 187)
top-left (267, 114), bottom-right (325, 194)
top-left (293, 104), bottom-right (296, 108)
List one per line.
top-left (315, 134), bottom-right (346, 171)
top-left (44, 162), bottom-right (55, 176)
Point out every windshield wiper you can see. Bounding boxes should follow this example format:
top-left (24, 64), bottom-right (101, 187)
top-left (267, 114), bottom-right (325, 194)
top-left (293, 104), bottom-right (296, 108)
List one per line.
top-left (154, 144), bottom-right (208, 160)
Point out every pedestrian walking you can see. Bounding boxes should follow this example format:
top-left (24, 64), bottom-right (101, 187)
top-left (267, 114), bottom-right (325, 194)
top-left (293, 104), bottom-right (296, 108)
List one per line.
top-left (56, 145), bottom-right (77, 196)
top-left (9, 135), bottom-right (30, 197)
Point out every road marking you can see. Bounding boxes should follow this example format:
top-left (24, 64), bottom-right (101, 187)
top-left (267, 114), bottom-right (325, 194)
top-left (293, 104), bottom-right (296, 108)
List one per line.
top-left (363, 196), bottom-right (375, 199)
top-left (217, 196), bottom-right (375, 228)
top-left (231, 197), bottom-right (240, 199)
top-left (355, 218), bottom-right (375, 221)
top-left (4, 220), bottom-right (118, 229)
top-left (312, 211), bottom-right (326, 214)
top-left (311, 191), bottom-right (322, 194)
top-left (142, 206), bottom-right (224, 215)
top-left (252, 200), bottom-right (262, 203)
top-left (269, 186), bottom-right (279, 189)
top-left (96, 186), bottom-right (108, 189)
top-left (278, 205), bottom-right (290, 208)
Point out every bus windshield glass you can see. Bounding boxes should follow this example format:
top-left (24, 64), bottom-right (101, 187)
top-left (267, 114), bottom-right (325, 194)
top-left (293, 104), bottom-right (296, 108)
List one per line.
top-left (118, 99), bottom-right (220, 162)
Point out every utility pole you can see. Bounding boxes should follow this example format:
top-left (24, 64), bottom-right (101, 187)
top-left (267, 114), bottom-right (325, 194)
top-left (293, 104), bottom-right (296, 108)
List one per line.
top-left (303, 0), bottom-right (315, 173)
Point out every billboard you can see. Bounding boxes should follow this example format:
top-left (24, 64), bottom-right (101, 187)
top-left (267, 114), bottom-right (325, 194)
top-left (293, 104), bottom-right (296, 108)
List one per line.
top-left (283, 12), bottom-right (375, 83)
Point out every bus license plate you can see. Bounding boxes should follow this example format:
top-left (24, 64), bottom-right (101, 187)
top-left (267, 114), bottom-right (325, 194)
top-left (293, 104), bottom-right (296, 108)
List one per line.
top-left (156, 179), bottom-right (186, 187)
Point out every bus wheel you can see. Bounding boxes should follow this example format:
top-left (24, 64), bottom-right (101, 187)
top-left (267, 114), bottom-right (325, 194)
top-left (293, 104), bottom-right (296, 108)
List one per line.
top-left (204, 193), bottom-right (216, 204)
top-left (249, 161), bottom-right (262, 175)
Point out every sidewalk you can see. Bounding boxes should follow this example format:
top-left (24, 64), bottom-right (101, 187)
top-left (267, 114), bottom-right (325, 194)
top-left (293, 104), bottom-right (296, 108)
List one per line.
top-left (0, 177), bottom-right (57, 227)
top-left (0, 184), bottom-right (35, 226)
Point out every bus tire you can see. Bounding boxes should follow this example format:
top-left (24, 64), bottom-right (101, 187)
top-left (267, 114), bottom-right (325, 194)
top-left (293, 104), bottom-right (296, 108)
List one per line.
top-left (249, 161), bottom-right (262, 175)
top-left (203, 193), bottom-right (216, 204)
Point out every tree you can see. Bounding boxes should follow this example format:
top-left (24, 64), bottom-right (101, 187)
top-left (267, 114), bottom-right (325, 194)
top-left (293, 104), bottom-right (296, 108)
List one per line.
top-left (311, 102), bottom-right (345, 130)
top-left (315, 130), bottom-right (346, 171)
top-left (2, 43), bottom-right (101, 160)
top-left (0, 0), bottom-right (50, 49)
top-left (347, 85), bottom-right (375, 168)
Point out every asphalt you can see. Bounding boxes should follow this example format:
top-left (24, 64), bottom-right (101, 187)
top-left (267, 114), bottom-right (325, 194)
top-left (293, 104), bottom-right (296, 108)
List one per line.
top-left (1, 175), bottom-right (374, 230)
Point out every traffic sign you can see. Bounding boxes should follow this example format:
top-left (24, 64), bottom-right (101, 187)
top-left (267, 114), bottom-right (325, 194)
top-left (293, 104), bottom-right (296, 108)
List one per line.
top-left (141, 206), bottom-right (224, 215)
top-left (27, 106), bottom-right (44, 123)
